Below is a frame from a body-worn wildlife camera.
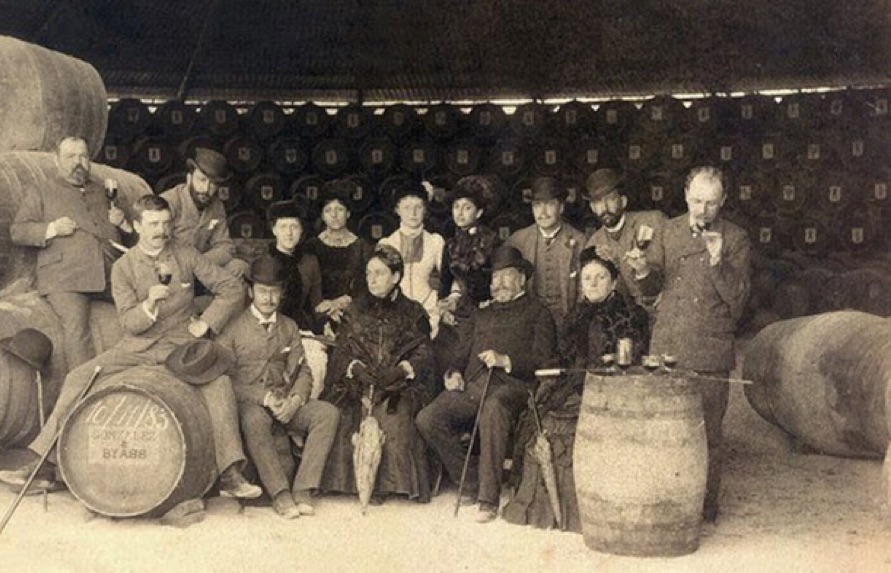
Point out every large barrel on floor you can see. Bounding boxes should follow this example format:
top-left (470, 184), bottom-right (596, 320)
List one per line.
top-left (742, 311), bottom-right (891, 458)
top-left (58, 366), bottom-right (217, 518)
top-left (0, 36), bottom-right (108, 155)
top-left (0, 351), bottom-right (44, 449)
top-left (0, 151), bottom-right (153, 288)
top-left (574, 373), bottom-right (707, 557)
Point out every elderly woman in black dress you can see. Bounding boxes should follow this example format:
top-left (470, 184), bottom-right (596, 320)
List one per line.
top-left (503, 246), bottom-right (650, 532)
top-left (319, 244), bottom-right (434, 503)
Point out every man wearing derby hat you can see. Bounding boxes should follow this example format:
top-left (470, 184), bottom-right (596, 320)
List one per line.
top-left (417, 245), bottom-right (556, 524)
top-left (582, 167), bottom-right (667, 311)
top-left (504, 177), bottom-right (586, 333)
top-left (1, 194), bottom-right (259, 499)
top-left (160, 147), bottom-right (248, 278)
top-left (11, 136), bottom-right (135, 371)
top-left (0, 328), bottom-right (53, 372)
top-left (218, 255), bottom-right (339, 519)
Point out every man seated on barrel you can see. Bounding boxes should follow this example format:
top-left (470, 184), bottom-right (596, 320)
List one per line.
top-left (629, 166), bottom-right (751, 523)
top-left (10, 135), bottom-right (134, 370)
top-left (416, 246), bottom-right (556, 523)
top-left (0, 194), bottom-right (261, 500)
top-left (160, 147), bottom-right (249, 279)
top-left (217, 255), bottom-right (339, 519)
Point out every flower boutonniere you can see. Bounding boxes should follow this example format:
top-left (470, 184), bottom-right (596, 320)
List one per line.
top-left (567, 237), bottom-right (577, 250)
top-left (468, 226), bottom-right (478, 236)
top-left (208, 219), bottom-right (220, 231)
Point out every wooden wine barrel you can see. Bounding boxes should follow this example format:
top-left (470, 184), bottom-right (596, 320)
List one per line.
top-left (573, 135), bottom-right (618, 174)
top-left (216, 178), bottom-right (244, 213)
top-left (244, 172), bottom-right (286, 212)
top-left (97, 134), bottom-right (133, 170)
top-left (555, 101), bottom-right (594, 134)
top-left (358, 137), bottom-right (397, 180)
top-left (356, 211), bottom-right (398, 242)
top-left (468, 103), bottom-right (508, 142)
top-left (594, 100), bottom-right (637, 137)
top-left (291, 103), bottom-right (331, 140)
top-left (223, 136), bottom-right (264, 175)
top-left (789, 212), bottom-right (832, 255)
top-left (399, 139), bottom-right (440, 175)
top-left (443, 140), bottom-right (482, 177)
top-left (771, 278), bottom-right (812, 319)
top-left (0, 151), bottom-right (153, 288)
top-left (724, 170), bottom-right (768, 218)
top-left (490, 211), bottom-right (533, 242)
top-left (684, 97), bottom-right (721, 135)
top-left (423, 104), bottom-right (463, 140)
top-left (58, 366), bottom-right (217, 517)
top-left (153, 172), bottom-right (187, 195)
top-left (813, 171), bottom-right (859, 213)
top-left (108, 99), bottom-right (152, 141)
top-left (333, 104), bottom-right (374, 140)
top-left (742, 311), bottom-right (891, 458)
top-left (0, 350), bottom-right (44, 448)
top-left (775, 93), bottom-right (821, 133)
top-left (487, 138), bottom-right (526, 180)
top-left (529, 137), bottom-right (567, 176)
top-left (341, 174), bottom-right (377, 215)
top-left (311, 138), bottom-right (352, 177)
top-left (769, 169), bottom-right (812, 215)
top-left (843, 266), bottom-right (891, 317)
top-left (636, 96), bottom-right (685, 135)
top-left (379, 104), bottom-right (419, 141)
top-left (289, 175), bottom-right (325, 221)
top-left (267, 136), bottom-right (308, 176)
top-left (575, 373), bottom-right (707, 557)
top-left (0, 36), bottom-right (108, 156)
top-left (153, 101), bottom-right (197, 139)
top-left (509, 103), bottom-right (550, 139)
top-left (175, 134), bottom-right (221, 171)
top-left (706, 136), bottom-right (754, 171)
top-left (130, 136), bottom-right (175, 176)
top-left (727, 95), bottom-right (775, 136)
top-left (200, 100), bottom-right (240, 138)
top-left (227, 211), bottom-right (267, 240)
top-left (244, 101), bottom-right (287, 141)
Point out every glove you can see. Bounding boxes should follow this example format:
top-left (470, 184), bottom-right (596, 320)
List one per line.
top-left (378, 365), bottom-right (408, 392)
top-left (352, 362), bottom-right (378, 389)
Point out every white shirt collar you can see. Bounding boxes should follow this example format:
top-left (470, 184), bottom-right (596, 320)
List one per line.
top-left (250, 305), bottom-right (277, 325)
top-left (604, 214), bottom-right (627, 234)
top-left (538, 225), bottom-right (562, 240)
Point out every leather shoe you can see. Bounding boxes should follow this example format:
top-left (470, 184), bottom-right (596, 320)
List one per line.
top-left (272, 492), bottom-right (301, 519)
top-left (475, 502), bottom-right (498, 523)
top-left (291, 490), bottom-right (315, 516)
top-left (218, 467), bottom-right (262, 499)
top-left (1, 461), bottom-right (64, 495)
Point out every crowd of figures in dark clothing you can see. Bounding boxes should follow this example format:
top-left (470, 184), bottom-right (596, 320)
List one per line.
top-left (0, 139), bottom-right (750, 532)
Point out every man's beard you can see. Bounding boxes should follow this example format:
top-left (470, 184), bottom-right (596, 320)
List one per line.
top-left (189, 185), bottom-right (212, 210)
top-left (597, 210), bottom-right (622, 229)
top-left (69, 165), bottom-right (88, 186)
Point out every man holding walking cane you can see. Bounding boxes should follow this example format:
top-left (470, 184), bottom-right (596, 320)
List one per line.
top-left (417, 246), bottom-right (556, 524)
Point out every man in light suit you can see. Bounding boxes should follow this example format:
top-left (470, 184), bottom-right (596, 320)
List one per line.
top-left (11, 136), bottom-right (134, 369)
top-left (0, 194), bottom-right (260, 499)
top-left (632, 166), bottom-right (751, 523)
top-left (160, 147), bottom-right (248, 278)
top-left (504, 177), bottom-right (586, 333)
top-left (582, 167), bottom-right (667, 312)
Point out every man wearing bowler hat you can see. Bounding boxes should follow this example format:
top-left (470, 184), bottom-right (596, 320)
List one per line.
top-left (0, 194), bottom-right (259, 499)
top-left (504, 177), bottom-right (586, 333)
top-left (416, 246), bottom-right (556, 524)
top-left (583, 167), bottom-right (667, 311)
top-left (218, 255), bottom-right (339, 519)
top-left (160, 147), bottom-right (248, 278)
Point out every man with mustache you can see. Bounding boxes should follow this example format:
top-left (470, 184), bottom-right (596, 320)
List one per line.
top-left (582, 167), bottom-right (666, 311)
top-left (1, 194), bottom-right (260, 500)
top-left (160, 147), bottom-right (248, 278)
top-left (417, 246), bottom-right (556, 524)
top-left (632, 166), bottom-right (751, 523)
top-left (11, 136), bottom-right (134, 369)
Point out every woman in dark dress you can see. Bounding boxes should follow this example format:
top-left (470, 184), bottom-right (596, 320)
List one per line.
top-left (503, 247), bottom-right (651, 532)
top-left (304, 179), bottom-right (373, 326)
top-left (319, 245), bottom-right (434, 503)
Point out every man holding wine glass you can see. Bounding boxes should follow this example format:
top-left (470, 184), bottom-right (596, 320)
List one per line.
top-left (1, 194), bottom-right (260, 498)
top-left (582, 167), bottom-right (667, 312)
top-left (631, 166), bottom-right (751, 523)
top-left (10, 136), bottom-right (135, 370)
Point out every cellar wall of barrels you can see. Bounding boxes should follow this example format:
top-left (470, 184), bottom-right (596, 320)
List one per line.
top-left (100, 92), bottom-right (891, 332)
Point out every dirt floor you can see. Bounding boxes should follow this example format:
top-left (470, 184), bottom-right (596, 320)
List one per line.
top-left (1, 346), bottom-right (890, 572)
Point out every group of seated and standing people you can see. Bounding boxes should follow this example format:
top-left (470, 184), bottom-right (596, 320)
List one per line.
top-left (2, 137), bottom-right (750, 528)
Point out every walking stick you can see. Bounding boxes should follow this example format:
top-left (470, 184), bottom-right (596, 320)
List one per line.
top-left (453, 366), bottom-right (493, 517)
top-left (0, 364), bottom-right (103, 536)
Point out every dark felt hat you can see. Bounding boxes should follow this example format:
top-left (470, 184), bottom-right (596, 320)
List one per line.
top-left (529, 177), bottom-right (567, 202)
top-left (583, 168), bottom-right (625, 202)
top-left (449, 175), bottom-right (494, 212)
top-left (578, 246), bottom-right (620, 279)
top-left (0, 328), bottom-right (53, 371)
top-left (266, 200), bottom-right (307, 224)
top-left (165, 340), bottom-right (234, 386)
top-left (490, 245), bottom-right (534, 277)
top-left (187, 148), bottom-right (231, 183)
top-left (245, 255), bottom-right (287, 286)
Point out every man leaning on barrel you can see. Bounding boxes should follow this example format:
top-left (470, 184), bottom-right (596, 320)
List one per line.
top-left (0, 194), bottom-right (261, 499)
top-left (160, 147), bottom-right (249, 279)
top-left (10, 136), bottom-right (134, 370)
top-left (629, 166), bottom-right (751, 523)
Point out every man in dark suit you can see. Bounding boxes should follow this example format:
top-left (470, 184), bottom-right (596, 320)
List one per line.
top-left (0, 194), bottom-right (260, 499)
top-left (632, 166), bottom-right (751, 523)
top-left (416, 246), bottom-right (556, 523)
top-left (11, 136), bottom-right (134, 369)
top-left (504, 177), bottom-right (585, 334)
top-left (582, 167), bottom-right (667, 312)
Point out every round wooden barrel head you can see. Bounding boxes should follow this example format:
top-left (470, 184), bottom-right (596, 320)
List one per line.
top-left (59, 386), bottom-right (186, 517)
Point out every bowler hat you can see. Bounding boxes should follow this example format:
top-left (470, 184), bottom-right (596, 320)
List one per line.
top-left (449, 175), bottom-right (494, 212)
top-left (187, 148), bottom-right (231, 183)
top-left (165, 340), bottom-right (234, 386)
top-left (245, 255), bottom-right (287, 286)
top-left (528, 177), bottom-right (566, 202)
top-left (490, 246), bottom-right (534, 277)
top-left (0, 329), bottom-right (53, 371)
top-left (266, 200), bottom-right (307, 224)
top-left (583, 168), bottom-right (624, 202)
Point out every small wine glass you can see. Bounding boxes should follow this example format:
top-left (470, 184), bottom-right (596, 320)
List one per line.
top-left (643, 355), bottom-right (661, 374)
top-left (104, 178), bottom-right (119, 205)
top-left (156, 262), bottom-right (172, 286)
top-left (662, 354), bottom-right (678, 372)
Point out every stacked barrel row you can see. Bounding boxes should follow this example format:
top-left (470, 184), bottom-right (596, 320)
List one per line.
top-left (100, 91), bottom-right (891, 248)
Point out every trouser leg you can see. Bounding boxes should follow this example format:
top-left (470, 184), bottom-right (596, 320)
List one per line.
top-left (694, 371), bottom-right (730, 513)
top-left (46, 291), bottom-right (95, 370)
top-left (416, 391), bottom-right (477, 487)
top-left (288, 400), bottom-right (340, 492)
top-left (477, 382), bottom-right (527, 506)
top-left (239, 403), bottom-right (288, 497)
top-left (198, 375), bottom-right (246, 473)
